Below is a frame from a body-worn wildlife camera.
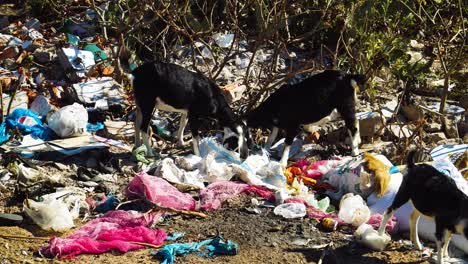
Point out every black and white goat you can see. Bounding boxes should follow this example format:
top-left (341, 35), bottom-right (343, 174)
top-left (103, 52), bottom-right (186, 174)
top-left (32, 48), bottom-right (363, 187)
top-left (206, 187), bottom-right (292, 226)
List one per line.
top-left (131, 62), bottom-right (250, 158)
top-left (246, 70), bottom-right (366, 167)
top-left (378, 150), bottom-right (468, 264)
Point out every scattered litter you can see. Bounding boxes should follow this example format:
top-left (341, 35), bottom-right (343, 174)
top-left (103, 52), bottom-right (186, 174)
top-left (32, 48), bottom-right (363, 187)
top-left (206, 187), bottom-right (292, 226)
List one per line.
top-left (273, 203), bottom-right (307, 219)
top-left (72, 77), bottom-right (125, 106)
top-left (153, 235), bottom-right (238, 264)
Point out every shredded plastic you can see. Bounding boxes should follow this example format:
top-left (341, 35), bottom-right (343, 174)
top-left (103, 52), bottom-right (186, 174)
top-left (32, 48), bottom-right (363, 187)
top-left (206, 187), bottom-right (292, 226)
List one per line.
top-left (126, 172), bottom-right (196, 211)
top-left (40, 210), bottom-right (166, 258)
top-left (153, 236), bottom-right (238, 264)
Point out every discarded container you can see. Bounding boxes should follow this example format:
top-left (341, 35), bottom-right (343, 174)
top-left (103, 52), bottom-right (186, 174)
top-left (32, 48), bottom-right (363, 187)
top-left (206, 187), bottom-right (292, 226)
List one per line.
top-left (48, 103), bottom-right (88, 138)
top-left (321, 217), bottom-right (338, 231)
top-left (338, 193), bottom-right (371, 227)
top-left (273, 203), bottom-right (307, 219)
top-left (30, 95), bottom-right (52, 117)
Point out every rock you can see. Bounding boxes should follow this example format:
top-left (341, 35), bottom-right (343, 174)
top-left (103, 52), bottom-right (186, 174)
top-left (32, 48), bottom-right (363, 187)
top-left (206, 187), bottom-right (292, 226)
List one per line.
top-left (401, 105), bottom-right (423, 121)
top-left (424, 122), bottom-right (442, 132)
top-left (443, 117), bottom-right (459, 138)
top-left (428, 132), bottom-right (447, 143)
top-left (463, 134), bottom-right (468, 144)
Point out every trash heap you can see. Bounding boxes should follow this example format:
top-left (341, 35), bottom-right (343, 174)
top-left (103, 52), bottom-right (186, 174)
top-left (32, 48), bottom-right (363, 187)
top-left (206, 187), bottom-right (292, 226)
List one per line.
top-left (0, 5), bottom-right (467, 264)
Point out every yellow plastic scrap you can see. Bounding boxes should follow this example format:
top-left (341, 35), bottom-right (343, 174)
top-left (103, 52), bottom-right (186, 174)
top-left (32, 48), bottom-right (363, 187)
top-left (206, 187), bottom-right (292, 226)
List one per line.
top-left (363, 152), bottom-right (391, 197)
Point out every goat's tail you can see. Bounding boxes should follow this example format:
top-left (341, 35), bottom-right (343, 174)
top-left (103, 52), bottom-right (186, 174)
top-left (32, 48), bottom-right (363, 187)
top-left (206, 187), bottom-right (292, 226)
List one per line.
top-left (406, 150), bottom-right (417, 170)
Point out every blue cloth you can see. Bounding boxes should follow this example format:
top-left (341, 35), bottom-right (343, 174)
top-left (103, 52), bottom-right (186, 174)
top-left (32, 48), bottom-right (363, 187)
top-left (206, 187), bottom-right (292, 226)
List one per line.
top-left (166, 232), bottom-right (185, 241)
top-left (0, 108), bottom-right (57, 145)
top-left (153, 236), bottom-right (238, 264)
top-left (95, 194), bottom-right (120, 213)
top-left (86, 122), bottom-right (104, 132)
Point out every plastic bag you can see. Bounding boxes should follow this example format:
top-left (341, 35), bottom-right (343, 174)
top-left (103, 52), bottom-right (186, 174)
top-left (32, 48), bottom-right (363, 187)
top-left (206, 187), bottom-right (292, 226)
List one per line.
top-left (354, 224), bottom-right (390, 251)
top-left (157, 158), bottom-right (205, 189)
top-left (338, 193), bottom-right (370, 227)
top-left (273, 203), bottom-right (307, 219)
top-left (23, 197), bottom-right (78, 232)
top-left (48, 103), bottom-right (88, 138)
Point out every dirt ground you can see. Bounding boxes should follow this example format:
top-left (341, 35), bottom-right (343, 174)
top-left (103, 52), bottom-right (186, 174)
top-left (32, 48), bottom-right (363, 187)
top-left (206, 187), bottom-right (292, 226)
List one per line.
top-left (0, 195), bottom-right (440, 264)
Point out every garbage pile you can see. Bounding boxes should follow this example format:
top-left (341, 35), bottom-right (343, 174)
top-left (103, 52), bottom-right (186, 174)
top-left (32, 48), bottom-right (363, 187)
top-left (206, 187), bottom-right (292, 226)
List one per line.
top-left (0, 4), bottom-right (467, 264)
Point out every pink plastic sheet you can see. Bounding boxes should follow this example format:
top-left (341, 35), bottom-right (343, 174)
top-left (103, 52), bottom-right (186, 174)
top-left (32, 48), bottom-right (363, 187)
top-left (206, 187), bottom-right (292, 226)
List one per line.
top-left (126, 172), bottom-right (196, 211)
top-left (40, 210), bottom-right (166, 258)
top-left (200, 181), bottom-right (275, 211)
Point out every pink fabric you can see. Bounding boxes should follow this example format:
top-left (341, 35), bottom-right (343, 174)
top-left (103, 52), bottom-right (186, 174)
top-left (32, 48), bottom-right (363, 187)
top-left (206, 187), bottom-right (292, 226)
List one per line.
top-left (293, 159), bottom-right (343, 180)
top-left (40, 210), bottom-right (166, 258)
top-left (366, 213), bottom-right (398, 233)
top-left (200, 182), bottom-right (276, 211)
top-left (200, 181), bottom-right (248, 211)
top-left (244, 185), bottom-right (275, 201)
top-left (126, 172), bottom-right (196, 211)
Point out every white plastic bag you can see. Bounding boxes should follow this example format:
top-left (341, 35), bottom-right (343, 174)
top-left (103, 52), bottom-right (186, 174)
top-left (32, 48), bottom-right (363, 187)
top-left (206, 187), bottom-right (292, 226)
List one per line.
top-left (157, 158), bottom-right (205, 189)
top-left (338, 193), bottom-right (370, 227)
top-left (273, 203), bottom-right (307, 219)
top-left (354, 224), bottom-right (390, 251)
top-left (48, 103), bottom-right (88, 138)
top-left (23, 198), bottom-right (77, 232)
